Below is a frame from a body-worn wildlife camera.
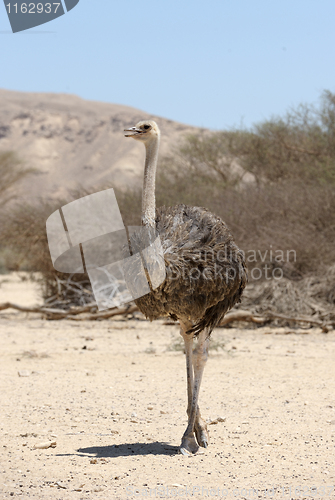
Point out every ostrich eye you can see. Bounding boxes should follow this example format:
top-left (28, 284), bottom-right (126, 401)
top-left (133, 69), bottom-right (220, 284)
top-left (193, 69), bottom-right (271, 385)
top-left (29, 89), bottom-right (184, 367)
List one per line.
top-left (143, 125), bottom-right (151, 130)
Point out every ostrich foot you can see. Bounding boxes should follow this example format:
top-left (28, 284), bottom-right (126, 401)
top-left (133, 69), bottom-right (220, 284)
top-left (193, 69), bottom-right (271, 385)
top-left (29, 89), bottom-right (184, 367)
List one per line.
top-left (194, 417), bottom-right (209, 448)
top-left (179, 434), bottom-right (199, 455)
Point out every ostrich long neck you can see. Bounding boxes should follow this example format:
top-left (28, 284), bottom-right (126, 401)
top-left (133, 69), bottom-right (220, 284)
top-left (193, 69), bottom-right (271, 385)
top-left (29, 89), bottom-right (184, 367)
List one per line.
top-left (142, 135), bottom-right (160, 228)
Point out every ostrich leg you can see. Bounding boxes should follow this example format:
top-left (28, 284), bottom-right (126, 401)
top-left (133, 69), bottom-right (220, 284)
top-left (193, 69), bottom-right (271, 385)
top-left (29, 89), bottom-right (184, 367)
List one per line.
top-left (179, 323), bottom-right (209, 455)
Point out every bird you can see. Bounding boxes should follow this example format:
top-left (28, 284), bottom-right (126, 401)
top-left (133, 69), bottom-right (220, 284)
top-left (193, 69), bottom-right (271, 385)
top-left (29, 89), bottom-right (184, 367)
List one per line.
top-left (124, 120), bottom-right (247, 455)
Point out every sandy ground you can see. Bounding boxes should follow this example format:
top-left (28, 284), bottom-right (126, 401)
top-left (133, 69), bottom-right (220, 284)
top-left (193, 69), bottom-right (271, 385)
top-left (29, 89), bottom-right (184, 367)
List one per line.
top-left (0, 274), bottom-right (335, 500)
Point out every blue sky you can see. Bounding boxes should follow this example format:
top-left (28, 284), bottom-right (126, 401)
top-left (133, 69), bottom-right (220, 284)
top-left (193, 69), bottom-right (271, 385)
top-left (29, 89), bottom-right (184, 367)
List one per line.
top-left (1, 0), bottom-right (335, 130)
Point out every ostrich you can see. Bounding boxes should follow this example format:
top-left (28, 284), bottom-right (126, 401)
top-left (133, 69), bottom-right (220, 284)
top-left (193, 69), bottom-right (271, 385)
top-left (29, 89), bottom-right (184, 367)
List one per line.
top-left (124, 120), bottom-right (247, 455)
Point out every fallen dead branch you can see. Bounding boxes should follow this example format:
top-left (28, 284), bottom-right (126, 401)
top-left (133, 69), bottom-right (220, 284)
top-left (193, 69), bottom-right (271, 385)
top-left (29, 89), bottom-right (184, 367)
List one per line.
top-left (219, 310), bottom-right (332, 332)
top-left (58, 304), bottom-right (139, 321)
top-left (220, 310), bottom-right (268, 325)
top-left (0, 301), bottom-right (333, 331)
top-left (0, 301), bottom-right (97, 317)
top-left (0, 301), bottom-right (137, 320)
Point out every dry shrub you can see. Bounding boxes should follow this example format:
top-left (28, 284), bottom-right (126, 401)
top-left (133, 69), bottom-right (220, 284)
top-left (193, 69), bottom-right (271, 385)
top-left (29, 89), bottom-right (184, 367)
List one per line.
top-left (113, 187), bottom-right (142, 227)
top-left (153, 90), bottom-right (335, 279)
top-left (212, 181), bottom-right (335, 278)
top-left (0, 183), bottom-right (143, 304)
top-left (1, 199), bottom-right (57, 289)
top-left (177, 90), bottom-right (335, 185)
top-left (241, 278), bottom-right (315, 316)
top-left (154, 151), bottom-right (335, 278)
top-left (240, 265), bottom-right (335, 322)
top-left (0, 151), bottom-right (37, 207)
top-left (0, 150), bottom-right (38, 273)
top-left (0, 196), bottom-right (92, 304)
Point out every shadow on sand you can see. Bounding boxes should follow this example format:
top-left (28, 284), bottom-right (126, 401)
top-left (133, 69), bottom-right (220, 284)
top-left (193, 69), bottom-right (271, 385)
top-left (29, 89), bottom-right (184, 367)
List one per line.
top-left (76, 441), bottom-right (179, 457)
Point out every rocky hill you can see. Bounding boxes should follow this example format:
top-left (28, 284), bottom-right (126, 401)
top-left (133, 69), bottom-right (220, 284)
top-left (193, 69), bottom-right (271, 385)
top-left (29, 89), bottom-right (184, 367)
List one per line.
top-left (0, 89), bottom-right (200, 203)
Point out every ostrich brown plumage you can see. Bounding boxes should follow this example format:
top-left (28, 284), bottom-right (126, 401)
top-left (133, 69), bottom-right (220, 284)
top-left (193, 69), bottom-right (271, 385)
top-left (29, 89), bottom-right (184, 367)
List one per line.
top-left (124, 120), bottom-right (247, 455)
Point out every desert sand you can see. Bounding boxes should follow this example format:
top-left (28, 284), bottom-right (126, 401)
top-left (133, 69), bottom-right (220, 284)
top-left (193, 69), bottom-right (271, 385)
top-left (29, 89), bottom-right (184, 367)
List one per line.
top-left (0, 274), bottom-right (335, 499)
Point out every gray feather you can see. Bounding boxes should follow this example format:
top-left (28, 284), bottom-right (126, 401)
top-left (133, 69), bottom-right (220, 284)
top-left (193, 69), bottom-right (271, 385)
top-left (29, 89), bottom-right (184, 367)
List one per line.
top-left (134, 204), bottom-right (248, 336)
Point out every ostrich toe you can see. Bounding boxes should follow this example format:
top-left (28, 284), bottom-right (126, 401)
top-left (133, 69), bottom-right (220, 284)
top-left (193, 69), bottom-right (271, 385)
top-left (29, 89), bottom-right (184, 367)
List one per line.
top-left (194, 418), bottom-right (209, 448)
top-left (179, 434), bottom-right (199, 455)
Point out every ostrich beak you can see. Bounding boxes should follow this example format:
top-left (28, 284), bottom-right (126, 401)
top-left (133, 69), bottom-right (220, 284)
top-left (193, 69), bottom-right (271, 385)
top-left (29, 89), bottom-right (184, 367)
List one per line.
top-left (124, 127), bottom-right (143, 137)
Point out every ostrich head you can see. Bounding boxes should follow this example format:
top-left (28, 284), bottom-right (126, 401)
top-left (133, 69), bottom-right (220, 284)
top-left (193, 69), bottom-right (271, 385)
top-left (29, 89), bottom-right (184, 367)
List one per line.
top-left (124, 120), bottom-right (160, 143)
